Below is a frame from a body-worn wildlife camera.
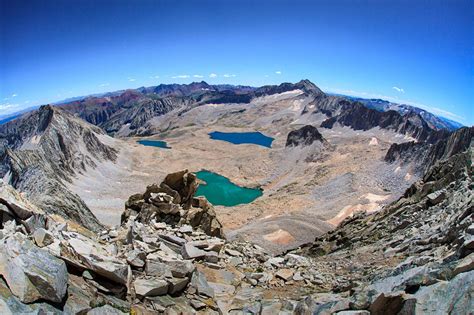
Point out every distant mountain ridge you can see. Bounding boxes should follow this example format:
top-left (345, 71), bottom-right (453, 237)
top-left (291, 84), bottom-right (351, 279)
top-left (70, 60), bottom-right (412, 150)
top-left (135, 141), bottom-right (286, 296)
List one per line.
top-left (338, 95), bottom-right (464, 131)
top-left (2, 81), bottom-right (465, 144)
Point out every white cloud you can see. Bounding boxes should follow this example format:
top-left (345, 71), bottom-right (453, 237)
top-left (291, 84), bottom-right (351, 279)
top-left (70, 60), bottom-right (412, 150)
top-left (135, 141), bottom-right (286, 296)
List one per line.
top-left (172, 75), bottom-right (190, 79)
top-left (264, 75), bottom-right (269, 77)
top-left (0, 103), bottom-right (22, 114)
top-left (150, 75), bottom-right (160, 79)
top-left (11, 93), bottom-right (17, 97)
top-left (0, 103), bottom-right (17, 110)
top-left (275, 71), bottom-right (282, 75)
top-left (128, 77), bottom-right (136, 82)
top-left (223, 74), bottom-right (236, 78)
top-left (193, 74), bottom-right (204, 78)
top-left (24, 100), bottom-right (30, 104)
top-left (209, 73), bottom-right (218, 78)
top-left (99, 83), bottom-right (110, 87)
top-left (392, 86), bottom-right (405, 93)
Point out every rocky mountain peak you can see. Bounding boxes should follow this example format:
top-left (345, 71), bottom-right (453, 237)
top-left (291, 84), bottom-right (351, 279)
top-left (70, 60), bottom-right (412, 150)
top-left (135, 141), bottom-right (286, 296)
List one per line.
top-left (0, 105), bottom-right (118, 231)
top-left (295, 79), bottom-right (324, 96)
top-left (286, 125), bottom-right (326, 147)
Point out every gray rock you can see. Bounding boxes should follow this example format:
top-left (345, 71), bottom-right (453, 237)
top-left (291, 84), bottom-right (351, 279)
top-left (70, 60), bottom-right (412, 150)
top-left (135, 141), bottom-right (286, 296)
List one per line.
top-left (414, 270), bottom-right (474, 314)
top-left (134, 277), bottom-right (169, 297)
top-left (427, 190), bottom-right (446, 205)
top-left (126, 249), bottom-right (146, 268)
top-left (168, 277), bottom-right (189, 294)
top-left (0, 233), bottom-right (68, 303)
top-left (191, 270), bottom-right (214, 298)
top-left (182, 243), bottom-right (207, 259)
top-left (225, 248), bottom-right (242, 257)
top-left (60, 232), bottom-right (129, 284)
top-left (145, 260), bottom-right (173, 278)
top-left (87, 304), bottom-right (128, 315)
top-left (275, 269), bottom-right (294, 281)
top-left (33, 228), bottom-right (54, 247)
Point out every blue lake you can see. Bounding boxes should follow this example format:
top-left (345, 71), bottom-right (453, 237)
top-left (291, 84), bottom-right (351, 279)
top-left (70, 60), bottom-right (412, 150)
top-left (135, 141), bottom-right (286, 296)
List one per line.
top-left (195, 170), bottom-right (263, 206)
top-left (137, 140), bottom-right (171, 149)
top-left (209, 131), bottom-right (274, 148)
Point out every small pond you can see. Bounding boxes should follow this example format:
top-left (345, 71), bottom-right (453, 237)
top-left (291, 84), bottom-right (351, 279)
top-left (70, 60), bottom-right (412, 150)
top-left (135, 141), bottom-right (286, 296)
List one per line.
top-left (195, 170), bottom-right (262, 206)
top-left (137, 139), bottom-right (171, 149)
top-left (209, 131), bottom-right (274, 148)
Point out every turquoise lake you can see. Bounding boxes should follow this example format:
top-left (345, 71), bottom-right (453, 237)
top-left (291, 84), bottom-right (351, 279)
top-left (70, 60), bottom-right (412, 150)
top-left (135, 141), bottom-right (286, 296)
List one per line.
top-left (195, 170), bottom-right (263, 206)
top-left (209, 131), bottom-right (274, 148)
top-left (137, 140), bottom-right (171, 149)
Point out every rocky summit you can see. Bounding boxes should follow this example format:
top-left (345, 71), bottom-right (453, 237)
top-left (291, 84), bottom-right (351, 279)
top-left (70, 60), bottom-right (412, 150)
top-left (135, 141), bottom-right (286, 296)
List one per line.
top-left (0, 80), bottom-right (472, 314)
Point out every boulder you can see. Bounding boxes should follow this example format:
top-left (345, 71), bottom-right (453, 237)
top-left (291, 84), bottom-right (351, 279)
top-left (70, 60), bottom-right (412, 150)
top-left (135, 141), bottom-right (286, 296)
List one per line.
top-left (181, 243), bottom-right (207, 259)
top-left (414, 270), bottom-right (474, 314)
top-left (0, 233), bottom-right (68, 303)
top-left (275, 269), bottom-right (294, 281)
top-left (191, 270), bottom-right (214, 298)
top-left (33, 228), bottom-right (55, 247)
top-left (87, 304), bottom-right (128, 315)
top-left (126, 249), bottom-right (146, 268)
top-left (134, 277), bottom-right (169, 297)
top-left (60, 232), bottom-right (129, 284)
top-left (0, 182), bottom-right (44, 220)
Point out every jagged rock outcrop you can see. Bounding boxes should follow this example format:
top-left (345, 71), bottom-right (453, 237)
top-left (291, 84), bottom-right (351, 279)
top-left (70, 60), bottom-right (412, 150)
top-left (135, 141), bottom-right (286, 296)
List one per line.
top-left (297, 135), bottom-right (473, 313)
top-left (0, 105), bottom-right (117, 231)
top-left (318, 100), bottom-right (450, 144)
top-left (122, 170), bottom-right (224, 238)
top-left (286, 125), bottom-right (326, 147)
top-left (0, 232), bottom-right (68, 303)
top-left (385, 126), bottom-right (473, 173)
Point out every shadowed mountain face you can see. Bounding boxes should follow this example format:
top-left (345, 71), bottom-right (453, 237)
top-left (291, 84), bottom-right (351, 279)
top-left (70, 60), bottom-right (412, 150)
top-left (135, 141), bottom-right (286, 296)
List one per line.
top-left (342, 95), bottom-right (464, 131)
top-left (286, 125), bottom-right (326, 147)
top-left (0, 105), bottom-right (118, 231)
top-left (384, 126), bottom-right (474, 174)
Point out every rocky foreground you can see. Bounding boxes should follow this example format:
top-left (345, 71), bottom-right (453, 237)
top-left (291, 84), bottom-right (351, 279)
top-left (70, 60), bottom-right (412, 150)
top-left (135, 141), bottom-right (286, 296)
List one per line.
top-left (0, 142), bottom-right (473, 314)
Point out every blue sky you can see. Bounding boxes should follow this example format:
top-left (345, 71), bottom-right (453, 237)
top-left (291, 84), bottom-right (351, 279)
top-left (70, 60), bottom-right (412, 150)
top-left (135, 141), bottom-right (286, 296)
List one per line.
top-left (1, 0), bottom-right (473, 125)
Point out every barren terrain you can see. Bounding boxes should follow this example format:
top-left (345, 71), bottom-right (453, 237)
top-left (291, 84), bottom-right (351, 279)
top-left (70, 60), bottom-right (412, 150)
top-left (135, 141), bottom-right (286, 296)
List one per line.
top-left (69, 90), bottom-right (419, 253)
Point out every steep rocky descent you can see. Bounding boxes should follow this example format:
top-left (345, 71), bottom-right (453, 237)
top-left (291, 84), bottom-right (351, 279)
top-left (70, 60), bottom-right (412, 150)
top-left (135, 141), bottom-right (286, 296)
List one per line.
top-left (0, 105), bottom-right (118, 231)
top-left (384, 126), bottom-right (473, 174)
top-left (296, 140), bottom-right (473, 313)
top-left (122, 170), bottom-right (224, 238)
top-left (0, 174), bottom-right (337, 314)
top-left (286, 125), bottom-right (327, 147)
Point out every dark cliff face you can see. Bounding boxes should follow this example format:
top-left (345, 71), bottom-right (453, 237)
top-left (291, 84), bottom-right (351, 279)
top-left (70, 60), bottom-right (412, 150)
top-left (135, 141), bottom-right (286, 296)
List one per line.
top-left (318, 100), bottom-right (450, 144)
top-left (0, 105), bottom-right (117, 231)
top-left (286, 125), bottom-right (326, 147)
top-left (384, 126), bottom-right (473, 173)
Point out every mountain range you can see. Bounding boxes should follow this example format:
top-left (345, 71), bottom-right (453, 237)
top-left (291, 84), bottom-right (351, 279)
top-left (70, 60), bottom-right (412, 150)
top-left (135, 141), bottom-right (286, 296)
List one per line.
top-left (0, 79), bottom-right (472, 314)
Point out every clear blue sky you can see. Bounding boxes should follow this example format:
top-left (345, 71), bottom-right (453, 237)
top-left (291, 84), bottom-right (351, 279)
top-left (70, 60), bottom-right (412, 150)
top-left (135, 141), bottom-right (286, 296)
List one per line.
top-left (1, 0), bottom-right (473, 124)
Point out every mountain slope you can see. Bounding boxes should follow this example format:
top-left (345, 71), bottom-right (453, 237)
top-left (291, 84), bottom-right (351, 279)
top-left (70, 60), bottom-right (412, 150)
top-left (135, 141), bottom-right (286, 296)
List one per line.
top-left (0, 105), bottom-right (118, 231)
